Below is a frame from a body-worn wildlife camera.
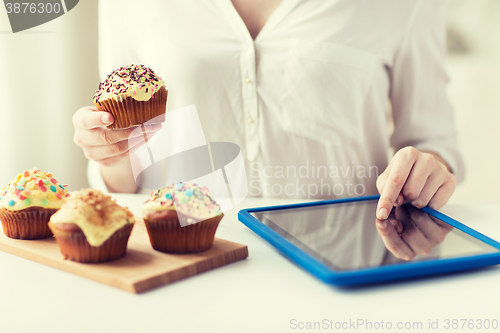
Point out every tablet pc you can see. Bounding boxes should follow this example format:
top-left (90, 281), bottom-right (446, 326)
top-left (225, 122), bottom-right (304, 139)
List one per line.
top-left (238, 195), bottom-right (500, 286)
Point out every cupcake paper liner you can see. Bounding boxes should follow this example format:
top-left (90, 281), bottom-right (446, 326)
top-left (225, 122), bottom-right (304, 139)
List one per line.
top-left (48, 222), bottom-right (134, 263)
top-left (144, 212), bottom-right (223, 254)
top-left (0, 207), bottom-right (56, 239)
top-left (93, 86), bottom-right (168, 129)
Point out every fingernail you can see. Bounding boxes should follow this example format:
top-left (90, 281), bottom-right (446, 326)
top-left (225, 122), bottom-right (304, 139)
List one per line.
top-left (101, 114), bottom-right (113, 125)
top-left (377, 221), bottom-right (388, 229)
top-left (395, 196), bottom-right (401, 206)
top-left (378, 208), bottom-right (388, 220)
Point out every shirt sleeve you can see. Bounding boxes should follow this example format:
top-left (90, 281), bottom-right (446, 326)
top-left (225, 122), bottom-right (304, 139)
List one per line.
top-left (389, 0), bottom-right (465, 183)
top-left (87, 160), bottom-right (110, 193)
top-left (87, 1), bottom-right (136, 192)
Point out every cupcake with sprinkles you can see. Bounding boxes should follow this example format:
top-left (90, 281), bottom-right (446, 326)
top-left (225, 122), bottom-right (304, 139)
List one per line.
top-left (142, 182), bottom-right (223, 253)
top-left (93, 64), bottom-right (167, 129)
top-left (0, 168), bottom-right (70, 240)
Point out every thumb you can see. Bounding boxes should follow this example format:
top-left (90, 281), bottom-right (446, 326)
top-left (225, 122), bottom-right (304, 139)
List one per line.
top-left (73, 107), bottom-right (114, 129)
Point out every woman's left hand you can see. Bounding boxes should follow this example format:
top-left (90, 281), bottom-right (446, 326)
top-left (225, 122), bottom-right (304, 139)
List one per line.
top-left (376, 146), bottom-right (457, 220)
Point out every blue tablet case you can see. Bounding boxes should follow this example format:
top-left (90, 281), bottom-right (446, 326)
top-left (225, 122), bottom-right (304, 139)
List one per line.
top-left (238, 195), bottom-right (500, 286)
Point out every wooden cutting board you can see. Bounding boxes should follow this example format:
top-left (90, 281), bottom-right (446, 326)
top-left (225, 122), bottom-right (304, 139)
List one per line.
top-left (0, 218), bottom-right (248, 293)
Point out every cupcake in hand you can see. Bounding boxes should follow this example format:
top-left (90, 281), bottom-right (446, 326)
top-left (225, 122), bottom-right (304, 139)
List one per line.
top-left (48, 189), bottom-right (135, 263)
top-left (142, 182), bottom-right (223, 254)
top-left (93, 64), bottom-right (167, 129)
top-left (0, 168), bottom-right (69, 239)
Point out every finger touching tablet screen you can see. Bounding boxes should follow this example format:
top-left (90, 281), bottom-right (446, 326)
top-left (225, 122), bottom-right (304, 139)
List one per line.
top-left (238, 196), bottom-right (500, 286)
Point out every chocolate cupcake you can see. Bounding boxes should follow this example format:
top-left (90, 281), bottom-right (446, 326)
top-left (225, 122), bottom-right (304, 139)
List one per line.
top-left (48, 189), bottom-right (135, 263)
top-left (142, 182), bottom-right (223, 254)
top-left (0, 168), bottom-right (70, 239)
top-left (93, 64), bottom-right (167, 129)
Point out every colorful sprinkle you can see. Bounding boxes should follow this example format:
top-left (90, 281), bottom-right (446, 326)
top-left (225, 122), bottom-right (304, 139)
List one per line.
top-left (8, 199), bottom-right (16, 206)
top-left (145, 183), bottom-right (222, 218)
top-left (41, 199), bottom-right (49, 206)
top-left (18, 178), bottom-right (27, 185)
top-left (43, 179), bottom-right (50, 185)
top-left (50, 178), bottom-right (57, 184)
top-left (59, 184), bottom-right (64, 190)
top-left (23, 198), bottom-right (32, 206)
top-left (23, 171), bottom-right (30, 177)
top-left (93, 64), bottom-right (164, 102)
top-left (56, 193), bottom-right (62, 200)
top-left (50, 185), bottom-right (57, 192)
top-left (16, 186), bottom-right (24, 190)
top-left (38, 180), bottom-right (44, 186)
top-left (40, 185), bottom-right (47, 192)
top-left (47, 193), bottom-right (57, 201)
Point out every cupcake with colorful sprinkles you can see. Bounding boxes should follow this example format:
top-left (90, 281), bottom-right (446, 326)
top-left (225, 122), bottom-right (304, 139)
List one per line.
top-left (0, 168), bottom-right (70, 239)
top-left (48, 188), bottom-right (135, 263)
top-left (142, 182), bottom-right (223, 253)
top-left (93, 64), bottom-right (167, 129)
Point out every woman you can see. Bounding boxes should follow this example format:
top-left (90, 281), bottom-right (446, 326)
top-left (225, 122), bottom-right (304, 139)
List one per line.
top-left (73, 0), bottom-right (462, 227)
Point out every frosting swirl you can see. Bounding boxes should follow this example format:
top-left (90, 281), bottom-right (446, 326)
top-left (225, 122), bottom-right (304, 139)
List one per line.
top-left (0, 168), bottom-right (70, 211)
top-left (142, 182), bottom-right (222, 223)
top-left (93, 64), bottom-right (165, 103)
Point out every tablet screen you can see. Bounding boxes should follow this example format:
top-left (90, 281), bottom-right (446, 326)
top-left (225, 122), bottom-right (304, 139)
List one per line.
top-left (251, 200), bottom-right (500, 271)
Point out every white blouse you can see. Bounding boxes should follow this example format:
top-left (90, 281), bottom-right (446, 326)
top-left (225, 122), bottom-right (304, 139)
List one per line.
top-left (89, 0), bottom-right (464, 199)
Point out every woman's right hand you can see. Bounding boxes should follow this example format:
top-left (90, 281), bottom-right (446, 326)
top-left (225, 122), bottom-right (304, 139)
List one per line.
top-left (73, 106), bottom-right (161, 167)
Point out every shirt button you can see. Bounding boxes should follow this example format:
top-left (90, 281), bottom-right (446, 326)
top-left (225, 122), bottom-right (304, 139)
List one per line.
top-left (245, 77), bottom-right (252, 83)
top-left (247, 116), bottom-right (254, 124)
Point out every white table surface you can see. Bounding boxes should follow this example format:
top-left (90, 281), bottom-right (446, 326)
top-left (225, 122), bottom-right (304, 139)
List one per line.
top-left (1, 195), bottom-right (500, 333)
